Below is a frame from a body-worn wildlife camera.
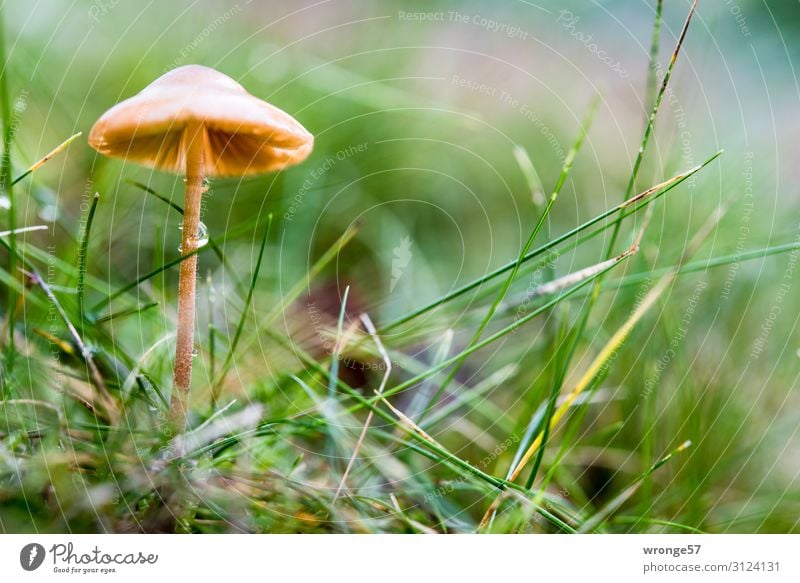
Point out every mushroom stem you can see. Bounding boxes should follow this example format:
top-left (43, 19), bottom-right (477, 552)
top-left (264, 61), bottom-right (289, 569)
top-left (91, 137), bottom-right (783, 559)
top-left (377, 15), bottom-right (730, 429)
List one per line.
top-left (171, 122), bottom-right (206, 428)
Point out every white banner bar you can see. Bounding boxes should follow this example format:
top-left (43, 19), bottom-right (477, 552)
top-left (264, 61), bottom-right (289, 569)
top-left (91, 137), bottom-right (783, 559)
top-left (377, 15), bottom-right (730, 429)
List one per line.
top-left (1, 534), bottom-right (798, 582)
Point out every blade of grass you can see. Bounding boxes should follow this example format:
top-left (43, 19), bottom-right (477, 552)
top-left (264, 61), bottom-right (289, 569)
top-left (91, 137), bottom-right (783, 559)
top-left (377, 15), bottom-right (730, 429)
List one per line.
top-left (210, 214), bottom-right (272, 407)
top-left (406, 329), bottom-right (453, 422)
top-left (645, 1), bottom-right (664, 129)
top-left (118, 332), bottom-right (174, 409)
top-left (426, 97), bottom-right (599, 418)
top-left (324, 285), bottom-right (351, 468)
top-left (232, 324), bottom-right (575, 531)
top-left (481, 197), bottom-right (725, 528)
top-left (525, 312), bottom-right (572, 489)
top-left (15, 239), bottom-right (108, 296)
top-left (578, 440), bottom-right (692, 533)
top-left (11, 132), bottom-right (82, 186)
top-left (334, 313), bottom-right (391, 502)
top-left (526, 252), bottom-right (637, 301)
top-left (90, 212), bottom-right (272, 314)
top-left (603, 241), bottom-right (800, 291)
top-left (77, 192), bottom-right (99, 325)
top-left (93, 301), bottom-right (159, 324)
top-left (507, 200), bottom-right (719, 485)
top-left (24, 268), bottom-right (119, 424)
top-left (328, 285), bottom-right (351, 402)
top-left (235, 223), bottom-right (360, 358)
top-left (355, 248), bottom-right (635, 412)
top-left (546, 2), bottom-right (699, 453)
top-left (127, 180), bottom-right (244, 293)
top-left (606, 0), bottom-right (698, 259)
top-left (0, 10), bottom-right (16, 368)
top-left (381, 151), bottom-right (719, 333)
top-left (513, 144), bottom-right (546, 211)
top-left (0, 225), bottom-right (47, 238)
top-left (207, 270), bottom-right (217, 381)
top-left (128, 179), bottom-right (183, 213)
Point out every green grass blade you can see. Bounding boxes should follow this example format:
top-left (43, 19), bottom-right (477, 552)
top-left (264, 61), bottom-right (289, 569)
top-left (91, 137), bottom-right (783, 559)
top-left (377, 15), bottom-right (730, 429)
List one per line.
top-left (361, 253), bottom-right (632, 410)
top-left (525, 315), bottom-right (572, 489)
top-left (91, 213), bottom-right (272, 314)
top-left (93, 301), bottom-right (159, 324)
top-left (210, 214), bottom-right (273, 407)
top-left (607, 0), bottom-right (698, 257)
top-left (381, 151), bottom-right (719, 333)
top-left (235, 223), bottom-right (360, 358)
top-left (0, 10), bottom-right (16, 370)
top-left (513, 144), bottom-right (546, 212)
top-left (77, 192), bottom-right (99, 325)
top-left (578, 440), bottom-right (692, 533)
top-left (11, 132), bottom-right (82, 186)
top-left (127, 180), bottom-right (244, 294)
top-left (328, 285), bottom-right (350, 401)
top-left (426, 97), bottom-right (599, 416)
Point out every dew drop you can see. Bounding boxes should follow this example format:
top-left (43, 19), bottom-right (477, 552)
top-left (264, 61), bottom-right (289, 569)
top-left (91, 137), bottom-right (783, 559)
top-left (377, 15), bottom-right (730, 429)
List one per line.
top-left (0, 195), bottom-right (9, 210)
top-left (196, 222), bottom-right (209, 248)
top-left (191, 348), bottom-right (199, 358)
top-left (177, 222), bottom-right (209, 251)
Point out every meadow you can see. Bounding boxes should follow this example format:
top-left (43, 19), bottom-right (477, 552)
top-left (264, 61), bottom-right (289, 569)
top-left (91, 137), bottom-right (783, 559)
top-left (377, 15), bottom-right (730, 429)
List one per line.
top-left (0, 0), bottom-right (798, 533)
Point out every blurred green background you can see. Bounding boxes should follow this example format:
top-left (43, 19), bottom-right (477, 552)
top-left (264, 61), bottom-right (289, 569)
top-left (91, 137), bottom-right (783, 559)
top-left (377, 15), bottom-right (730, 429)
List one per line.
top-left (1, 0), bottom-right (798, 532)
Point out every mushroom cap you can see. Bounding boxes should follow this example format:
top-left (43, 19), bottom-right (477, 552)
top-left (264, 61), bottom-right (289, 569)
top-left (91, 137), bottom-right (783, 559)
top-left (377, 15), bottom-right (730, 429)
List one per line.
top-left (88, 65), bottom-right (313, 177)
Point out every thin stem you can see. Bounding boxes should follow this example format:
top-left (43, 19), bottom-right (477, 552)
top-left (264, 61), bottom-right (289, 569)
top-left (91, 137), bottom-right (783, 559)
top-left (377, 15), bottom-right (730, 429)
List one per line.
top-left (379, 149), bottom-right (716, 334)
top-left (607, 1), bottom-right (697, 258)
top-left (171, 122), bottom-right (206, 428)
top-left (0, 11), bottom-right (15, 373)
top-left (127, 179), bottom-right (245, 296)
top-left (90, 212), bottom-right (270, 315)
top-left (77, 192), bottom-right (100, 326)
top-left (210, 214), bottom-right (273, 407)
top-left (423, 97), bottom-right (599, 418)
top-left (25, 269), bottom-right (119, 424)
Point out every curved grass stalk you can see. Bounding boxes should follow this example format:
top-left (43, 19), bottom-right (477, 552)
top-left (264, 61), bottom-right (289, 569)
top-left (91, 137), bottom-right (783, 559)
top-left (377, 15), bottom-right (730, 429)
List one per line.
top-left (424, 97), bottom-right (600, 420)
top-left (381, 150), bottom-right (720, 334)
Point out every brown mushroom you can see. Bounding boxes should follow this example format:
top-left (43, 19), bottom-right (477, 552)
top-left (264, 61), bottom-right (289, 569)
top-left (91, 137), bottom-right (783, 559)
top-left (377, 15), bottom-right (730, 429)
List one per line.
top-left (89, 64), bottom-right (313, 428)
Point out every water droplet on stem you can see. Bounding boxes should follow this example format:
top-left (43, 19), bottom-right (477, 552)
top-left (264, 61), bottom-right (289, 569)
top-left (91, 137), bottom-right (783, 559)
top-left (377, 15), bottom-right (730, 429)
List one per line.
top-left (196, 222), bottom-right (209, 247)
top-left (177, 222), bottom-right (209, 252)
